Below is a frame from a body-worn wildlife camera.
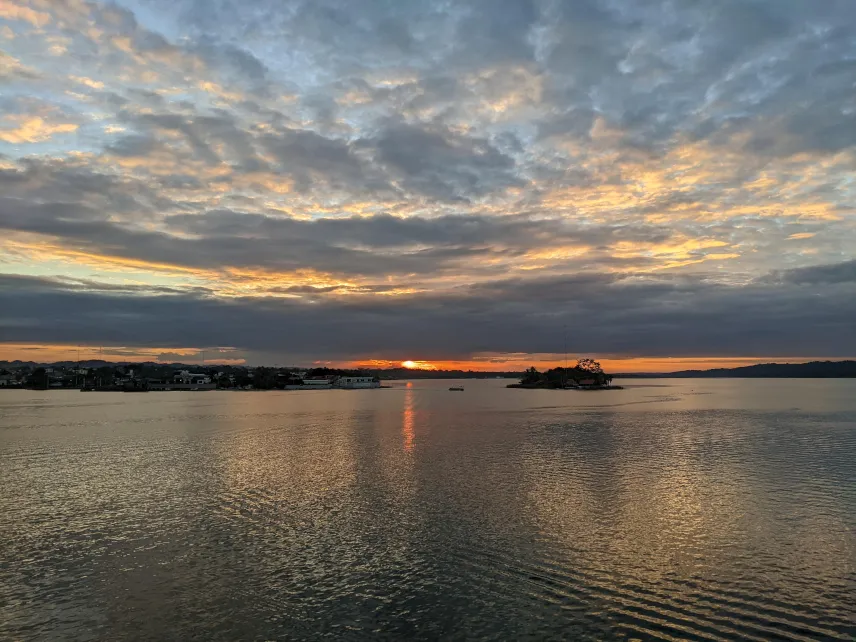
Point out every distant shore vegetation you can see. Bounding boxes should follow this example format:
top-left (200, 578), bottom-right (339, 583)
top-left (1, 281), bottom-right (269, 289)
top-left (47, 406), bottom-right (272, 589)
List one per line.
top-left (0, 362), bottom-right (520, 390)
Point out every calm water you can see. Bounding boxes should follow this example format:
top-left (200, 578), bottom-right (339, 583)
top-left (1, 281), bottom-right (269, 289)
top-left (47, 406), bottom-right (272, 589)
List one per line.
top-left (1, 379), bottom-right (855, 640)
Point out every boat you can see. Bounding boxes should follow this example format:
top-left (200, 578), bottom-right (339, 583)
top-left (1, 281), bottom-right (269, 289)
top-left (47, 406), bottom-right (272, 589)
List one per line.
top-left (449, 386), bottom-right (465, 391)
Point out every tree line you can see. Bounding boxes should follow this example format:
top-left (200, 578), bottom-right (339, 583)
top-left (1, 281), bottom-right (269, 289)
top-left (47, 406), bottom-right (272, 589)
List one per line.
top-left (518, 359), bottom-right (613, 388)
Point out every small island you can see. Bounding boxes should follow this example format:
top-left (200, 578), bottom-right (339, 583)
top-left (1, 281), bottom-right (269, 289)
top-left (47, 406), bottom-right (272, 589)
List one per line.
top-left (507, 359), bottom-right (622, 390)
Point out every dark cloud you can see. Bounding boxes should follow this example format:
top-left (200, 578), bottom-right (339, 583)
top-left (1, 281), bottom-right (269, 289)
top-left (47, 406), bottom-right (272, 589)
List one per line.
top-left (126, 112), bottom-right (222, 165)
top-left (2, 269), bottom-right (854, 359)
top-left (366, 122), bottom-right (521, 201)
top-left (526, 0), bottom-right (856, 156)
top-left (0, 159), bottom-right (173, 220)
top-left (765, 260), bottom-right (856, 286)
top-left (107, 134), bottom-right (159, 157)
top-left (168, 210), bottom-right (669, 251)
top-left (450, 0), bottom-right (538, 67)
top-left (259, 127), bottom-right (381, 192)
top-left (193, 37), bottom-right (268, 82)
top-left (0, 191), bottom-right (668, 278)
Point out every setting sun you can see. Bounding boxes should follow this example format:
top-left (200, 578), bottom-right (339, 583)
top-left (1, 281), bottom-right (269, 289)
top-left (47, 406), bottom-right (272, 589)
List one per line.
top-left (401, 360), bottom-right (436, 370)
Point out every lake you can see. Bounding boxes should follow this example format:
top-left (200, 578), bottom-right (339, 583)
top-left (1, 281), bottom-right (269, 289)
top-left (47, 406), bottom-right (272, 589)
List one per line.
top-left (1, 379), bottom-right (855, 640)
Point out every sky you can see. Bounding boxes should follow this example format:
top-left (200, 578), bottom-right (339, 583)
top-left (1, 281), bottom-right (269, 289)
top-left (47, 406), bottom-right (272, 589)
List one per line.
top-left (0, 0), bottom-right (855, 371)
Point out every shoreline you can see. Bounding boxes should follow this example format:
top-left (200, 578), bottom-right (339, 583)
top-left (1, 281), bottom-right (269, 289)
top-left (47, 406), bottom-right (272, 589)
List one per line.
top-left (506, 384), bottom-right (624, 390)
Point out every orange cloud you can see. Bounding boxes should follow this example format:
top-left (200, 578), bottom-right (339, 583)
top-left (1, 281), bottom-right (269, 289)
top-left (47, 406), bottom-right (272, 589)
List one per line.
top-left (0, 343), bottom-right (242, 365)
top-left (69, 75), bottom-right (104, 89)
top-left (197, 80), bottom-right (244, 103)
top-left (0, 0), bottom-right (50, 27)
top-left (0, 115), bottom-right (78, 144)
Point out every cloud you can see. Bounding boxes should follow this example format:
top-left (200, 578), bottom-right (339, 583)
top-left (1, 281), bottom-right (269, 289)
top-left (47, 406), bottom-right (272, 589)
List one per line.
top-left (69, 75), bottom-right (104, 89)
top-left (1, 267), bottom-right (855, 360)
top-left (450, 0), bottom-right (538, 68)
top-left (0, 187), bottom-right (670, 280)
top-left (766, 260), bottom-right (856, 286)
top-left (0, 0), bottom-right (51, 28)
top-left (0, 116), bottom-right (77, 143)
top-left (366, 122), bottom-right (521, 201)
top-left (192, 37), bottom-right (268, 83)
top-left (259, 126), bottom-right (381, 193)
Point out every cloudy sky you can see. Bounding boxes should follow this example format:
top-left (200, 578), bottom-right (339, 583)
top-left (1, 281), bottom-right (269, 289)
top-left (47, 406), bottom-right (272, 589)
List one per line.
top-left (1, 0), bottom-right (854, 370)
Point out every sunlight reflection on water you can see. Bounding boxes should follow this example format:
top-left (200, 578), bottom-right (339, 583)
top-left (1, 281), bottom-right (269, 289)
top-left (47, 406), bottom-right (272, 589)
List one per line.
top-left (1, 379), bottom-right (855, 639)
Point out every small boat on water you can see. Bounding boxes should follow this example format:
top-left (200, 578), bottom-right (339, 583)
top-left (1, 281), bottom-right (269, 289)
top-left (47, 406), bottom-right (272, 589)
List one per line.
top-left (449, 386), bottom-right (465, 391)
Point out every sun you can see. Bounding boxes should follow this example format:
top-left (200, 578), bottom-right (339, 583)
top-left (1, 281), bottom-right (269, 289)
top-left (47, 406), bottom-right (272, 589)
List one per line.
top-left (400, 360), bottom-right (437, 370)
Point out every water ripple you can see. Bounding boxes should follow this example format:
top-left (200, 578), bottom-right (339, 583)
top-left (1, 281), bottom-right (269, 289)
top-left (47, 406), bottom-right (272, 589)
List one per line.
top-left (1, 382), bottom-right (855, 639)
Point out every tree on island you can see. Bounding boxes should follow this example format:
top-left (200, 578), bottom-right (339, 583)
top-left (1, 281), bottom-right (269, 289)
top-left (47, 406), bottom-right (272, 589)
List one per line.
top-left (514, 359), bottom-right (613, 388)
top-left (576, 358), bottom-right (603, 375)
top-left (520, 366), bottom-right (543, 385)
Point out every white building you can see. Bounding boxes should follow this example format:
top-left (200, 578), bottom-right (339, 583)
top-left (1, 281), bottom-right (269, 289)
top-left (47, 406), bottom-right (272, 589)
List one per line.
top-left (335, 376), bottom-right (380, 389)
top-left (302, 376), bottom-right (334, 387)
top-left (175, 371), bottom-right (211, 385)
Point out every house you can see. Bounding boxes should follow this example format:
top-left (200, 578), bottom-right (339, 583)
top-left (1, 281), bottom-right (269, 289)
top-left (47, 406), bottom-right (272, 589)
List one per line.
top-left (302, 375), bottom-right (335, 387)
top-left (149, 372), bottom-right (216, 391)
top-left (175, 370), bottom-right (211, 385)
top-left (335, 376), bottom-right (380, 389)
top-left (577, 379), bottom-right (600, 389)
top-left (0, 374), bottom-right (18, 387)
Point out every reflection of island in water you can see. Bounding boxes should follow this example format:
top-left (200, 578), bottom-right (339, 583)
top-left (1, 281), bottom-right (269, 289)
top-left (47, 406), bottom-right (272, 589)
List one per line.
top-left (507, 359), bottom-right (623, 390)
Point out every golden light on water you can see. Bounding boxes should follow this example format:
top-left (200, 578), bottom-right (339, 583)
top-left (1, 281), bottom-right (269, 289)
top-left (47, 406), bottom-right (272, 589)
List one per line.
top-left (402, 387), bottom-right (415, 453)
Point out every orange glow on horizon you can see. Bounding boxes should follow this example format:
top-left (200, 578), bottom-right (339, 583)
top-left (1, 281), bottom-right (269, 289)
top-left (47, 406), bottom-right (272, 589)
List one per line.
top-left (0, 343), bottom-right (245, 365)
top-left (344, 355), bottom-right (856, 374)
top-left (400, 360), bottom-right (437, 370)
top-left (0, 344), bottom-right (853, 374)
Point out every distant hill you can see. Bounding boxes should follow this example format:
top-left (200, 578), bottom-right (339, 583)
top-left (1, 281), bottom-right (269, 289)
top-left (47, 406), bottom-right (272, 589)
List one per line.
top-left (0, 360), bottom-right (198, 369)
top-left (619, 361), bottom-right (856, 378)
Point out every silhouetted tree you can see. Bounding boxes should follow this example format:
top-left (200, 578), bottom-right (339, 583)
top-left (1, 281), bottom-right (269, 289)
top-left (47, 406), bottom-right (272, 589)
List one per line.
top-left (252, 367), bottom-right (278, 389)
top-left (518, 361), bottom-right (613, 388)
top-left (521, 367), bottom-right (542, 385)
top-left (575, 358), bottom-right (603, 375)
top-left (28, 367), bottom-right (48, 389)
